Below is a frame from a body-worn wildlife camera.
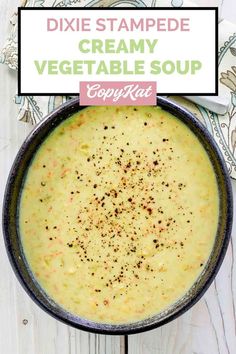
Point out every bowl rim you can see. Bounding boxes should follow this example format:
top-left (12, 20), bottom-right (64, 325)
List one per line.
top-left (2, 96), bottom-right (233, 335)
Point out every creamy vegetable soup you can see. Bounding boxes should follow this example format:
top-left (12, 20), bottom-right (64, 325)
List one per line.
top-left (20, 106), bottom-right (219, 324)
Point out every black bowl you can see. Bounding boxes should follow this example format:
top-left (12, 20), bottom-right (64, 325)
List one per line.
top-left (2, 97), bottom-right (233, 335)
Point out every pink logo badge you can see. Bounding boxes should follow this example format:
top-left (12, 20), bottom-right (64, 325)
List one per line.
top-left (80, 81), bottom-right (156, 105)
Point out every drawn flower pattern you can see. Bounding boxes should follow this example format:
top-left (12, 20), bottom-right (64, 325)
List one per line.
top-left (219, 64), bottom-right (236, 159)
top-left (1, 41), bottom-right (17, 69)
top-left (231, 128), bottom-right (236, 155)
top-left (220, 66), bottom-right (236, 107)
top-left (171, 0), bottom-right (183, 7)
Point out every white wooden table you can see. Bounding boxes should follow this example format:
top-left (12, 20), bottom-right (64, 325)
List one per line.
top-left (0, 1), bottom-right (235, 353)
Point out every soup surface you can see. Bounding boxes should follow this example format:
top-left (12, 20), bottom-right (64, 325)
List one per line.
top-left (20, 106), bottom-right (219, 324)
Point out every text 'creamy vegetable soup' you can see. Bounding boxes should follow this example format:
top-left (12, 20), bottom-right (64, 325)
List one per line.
top-left (20, 106), bottom-right (219, 324)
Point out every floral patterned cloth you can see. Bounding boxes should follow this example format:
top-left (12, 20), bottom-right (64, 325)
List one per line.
top-left (1, 0), bottom-right (236, 178)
